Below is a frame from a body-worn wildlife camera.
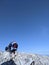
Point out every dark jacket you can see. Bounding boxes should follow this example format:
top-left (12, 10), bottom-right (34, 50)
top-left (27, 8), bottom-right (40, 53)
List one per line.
top-left (5, 42), bottom-right (18, 54)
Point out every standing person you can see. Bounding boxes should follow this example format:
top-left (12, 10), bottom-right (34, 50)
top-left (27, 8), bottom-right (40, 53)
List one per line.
top-left (5, 41), bottom-right (18, 54)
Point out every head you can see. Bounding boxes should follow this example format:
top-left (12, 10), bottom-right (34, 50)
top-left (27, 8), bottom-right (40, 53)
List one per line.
top-left (12, 42), bottom-right (18, 48)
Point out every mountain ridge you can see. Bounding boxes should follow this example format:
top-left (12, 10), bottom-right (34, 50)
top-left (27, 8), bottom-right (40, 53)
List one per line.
top-left (0, 51), bottom-right (49, 65)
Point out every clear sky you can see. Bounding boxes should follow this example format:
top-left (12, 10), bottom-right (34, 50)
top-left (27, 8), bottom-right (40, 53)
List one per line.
top-left (0, 0), bottom-right (49, 55)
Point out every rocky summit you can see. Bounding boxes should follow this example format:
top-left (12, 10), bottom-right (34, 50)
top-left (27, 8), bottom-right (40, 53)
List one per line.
top-left (0, 51), bottom-right (49, 65)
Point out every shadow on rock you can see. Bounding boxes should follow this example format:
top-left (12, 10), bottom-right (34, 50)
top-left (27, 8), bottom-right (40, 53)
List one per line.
top-left (1, 59), bottom-right (16, 65)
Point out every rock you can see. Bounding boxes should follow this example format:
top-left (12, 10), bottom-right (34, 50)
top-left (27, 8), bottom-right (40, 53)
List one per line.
top-left (0, 51), bottom-right (49, 65)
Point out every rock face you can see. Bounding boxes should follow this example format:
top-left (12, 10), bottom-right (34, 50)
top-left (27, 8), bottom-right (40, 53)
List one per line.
top-left (0, 51), bottom-right (49, 65)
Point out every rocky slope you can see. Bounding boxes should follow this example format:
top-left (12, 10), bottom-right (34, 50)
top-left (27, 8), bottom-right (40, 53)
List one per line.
top-left (0, 51), bottom-right (49, 65)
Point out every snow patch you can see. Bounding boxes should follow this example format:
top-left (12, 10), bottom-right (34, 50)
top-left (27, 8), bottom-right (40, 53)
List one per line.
top-left (0, 51), bottom-right (49, 65)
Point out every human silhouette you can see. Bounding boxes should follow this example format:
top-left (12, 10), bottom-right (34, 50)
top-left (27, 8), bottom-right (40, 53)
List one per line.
top-left (5, 41), bottom-right (18, 54)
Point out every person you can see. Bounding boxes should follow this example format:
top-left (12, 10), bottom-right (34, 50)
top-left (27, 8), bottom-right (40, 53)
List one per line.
top-left (5, 41), bottom-right (18, 54)
top-left (11, 42), bottom-right (18, 54)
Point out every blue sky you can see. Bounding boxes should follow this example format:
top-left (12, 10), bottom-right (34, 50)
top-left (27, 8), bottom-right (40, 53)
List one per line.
top-left (0, 0), bottom-right (49, 55)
